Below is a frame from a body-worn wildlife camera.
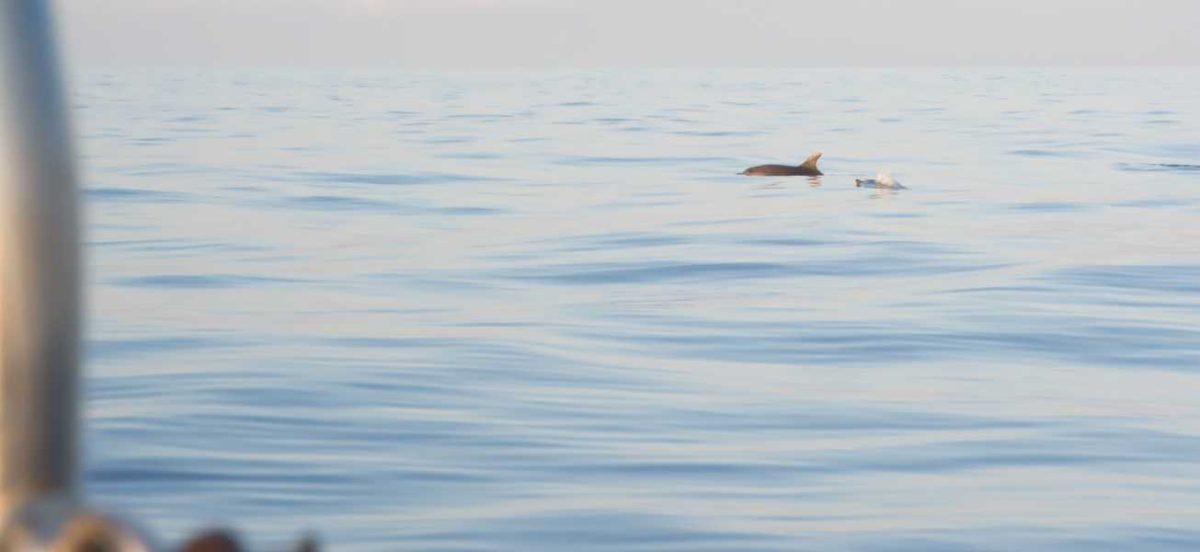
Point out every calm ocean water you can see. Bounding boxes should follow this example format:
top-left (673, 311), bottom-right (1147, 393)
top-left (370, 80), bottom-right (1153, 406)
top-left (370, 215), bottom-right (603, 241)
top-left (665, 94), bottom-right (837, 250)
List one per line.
top-left (76, 68), bottom-right (1200, 551)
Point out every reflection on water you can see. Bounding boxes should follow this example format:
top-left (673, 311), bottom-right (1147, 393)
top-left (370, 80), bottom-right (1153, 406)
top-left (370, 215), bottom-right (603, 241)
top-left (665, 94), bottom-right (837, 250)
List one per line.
top-left (77, 68), bottom-right (1200, 551)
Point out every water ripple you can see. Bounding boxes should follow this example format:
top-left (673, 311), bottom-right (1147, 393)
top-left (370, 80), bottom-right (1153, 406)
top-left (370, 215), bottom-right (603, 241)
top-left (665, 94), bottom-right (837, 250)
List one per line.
top-left (510, 255), bottom-right (996, 285)
top-left (1115, 162), bottom-right (1200, 173)
top-left (111, 274), bottom-right (302, 289)
top-left (1047, 264), bottom-right (1200, 294)
top-left (294, 170), bottom-right (499, 186)
top-left (86, 186), bottom-right (191, 203)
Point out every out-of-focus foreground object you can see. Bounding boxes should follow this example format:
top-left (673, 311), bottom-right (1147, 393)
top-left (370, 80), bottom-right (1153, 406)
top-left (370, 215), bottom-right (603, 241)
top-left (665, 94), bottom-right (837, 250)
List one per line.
top-left (1, 2), bottom-right (315, 550)
top-left (1, 0), bottom-right (83, 527)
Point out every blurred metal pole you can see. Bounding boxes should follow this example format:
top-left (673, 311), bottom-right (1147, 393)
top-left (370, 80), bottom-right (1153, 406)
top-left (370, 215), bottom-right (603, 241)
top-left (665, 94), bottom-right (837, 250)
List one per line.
top-left (0, 0), bottom-right (82, 523)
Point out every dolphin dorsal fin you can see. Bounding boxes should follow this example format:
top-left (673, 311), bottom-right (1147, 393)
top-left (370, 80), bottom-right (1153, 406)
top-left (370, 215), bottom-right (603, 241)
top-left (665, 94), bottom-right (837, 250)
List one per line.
top-left (799, 152), bottom-right (822, 170)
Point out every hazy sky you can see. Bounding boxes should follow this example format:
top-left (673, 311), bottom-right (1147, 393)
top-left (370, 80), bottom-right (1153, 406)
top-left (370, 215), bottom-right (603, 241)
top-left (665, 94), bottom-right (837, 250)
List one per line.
top-left (56, 0), bottom-right (1200, 68)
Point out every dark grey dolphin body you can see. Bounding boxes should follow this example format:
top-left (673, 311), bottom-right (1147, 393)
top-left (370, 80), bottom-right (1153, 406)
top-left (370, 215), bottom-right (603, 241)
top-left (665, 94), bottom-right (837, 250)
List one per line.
top-left (741, 152), bottom-right (823, 176)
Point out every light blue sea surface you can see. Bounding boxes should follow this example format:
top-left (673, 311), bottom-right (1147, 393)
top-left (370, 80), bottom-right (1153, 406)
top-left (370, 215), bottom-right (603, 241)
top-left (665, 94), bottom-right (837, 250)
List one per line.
top-left (76, 69), bottom-right (1200, 551)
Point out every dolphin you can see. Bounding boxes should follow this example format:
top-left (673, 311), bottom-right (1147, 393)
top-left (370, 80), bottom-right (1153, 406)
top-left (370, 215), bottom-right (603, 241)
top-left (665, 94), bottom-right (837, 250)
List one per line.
top-left (855, 173), bottom-right (906, 190)
top-left (740, 152), bottom-right (823, 176)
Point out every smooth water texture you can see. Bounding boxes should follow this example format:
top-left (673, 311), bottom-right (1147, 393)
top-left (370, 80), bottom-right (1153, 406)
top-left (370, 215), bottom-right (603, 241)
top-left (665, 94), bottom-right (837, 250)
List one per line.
top-left (76, 69), bottom-right (1200, 550)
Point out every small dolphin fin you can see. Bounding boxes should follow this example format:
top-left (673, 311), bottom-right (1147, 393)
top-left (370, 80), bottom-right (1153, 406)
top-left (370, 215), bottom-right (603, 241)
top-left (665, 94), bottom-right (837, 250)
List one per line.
top-left (799, 152), bottom-right (822, 170)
